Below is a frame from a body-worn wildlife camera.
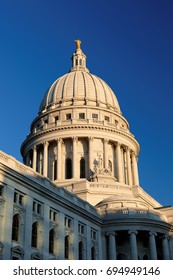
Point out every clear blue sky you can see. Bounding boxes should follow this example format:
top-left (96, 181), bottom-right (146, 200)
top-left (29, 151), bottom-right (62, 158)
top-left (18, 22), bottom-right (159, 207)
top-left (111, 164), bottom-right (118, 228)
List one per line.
top-left (0, 0), bottom-right (173, 206)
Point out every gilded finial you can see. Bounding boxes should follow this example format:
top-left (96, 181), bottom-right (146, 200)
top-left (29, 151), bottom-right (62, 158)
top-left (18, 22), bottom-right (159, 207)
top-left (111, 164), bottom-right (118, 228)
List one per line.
top-left (75, 39), bottom-right (81, 50)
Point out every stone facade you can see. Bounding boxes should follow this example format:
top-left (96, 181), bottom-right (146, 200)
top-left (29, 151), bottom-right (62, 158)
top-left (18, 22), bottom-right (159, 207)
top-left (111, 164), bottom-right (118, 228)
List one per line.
top-left (0, 41), bottom-right (173, 260)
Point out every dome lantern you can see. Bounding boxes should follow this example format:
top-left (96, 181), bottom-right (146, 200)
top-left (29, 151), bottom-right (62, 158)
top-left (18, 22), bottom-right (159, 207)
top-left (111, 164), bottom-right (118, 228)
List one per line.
top-left (70, 39), bottom-right (89, 73)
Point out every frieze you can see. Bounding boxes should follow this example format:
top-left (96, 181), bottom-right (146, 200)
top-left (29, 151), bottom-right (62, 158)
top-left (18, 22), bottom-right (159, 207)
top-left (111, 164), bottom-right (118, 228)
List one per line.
top-left (0, 153), bottom-right (9, 163)
top-left (21, 124), bottom-right (139, 151)
top-left (15, 162), bottom-right (27, 172)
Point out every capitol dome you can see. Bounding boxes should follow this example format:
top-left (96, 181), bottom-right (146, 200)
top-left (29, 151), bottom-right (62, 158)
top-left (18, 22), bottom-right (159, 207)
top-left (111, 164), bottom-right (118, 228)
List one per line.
top-left (21, 40), bottom-right (140, 206)
top-left (39, 71), bottom-right (121, 114)
top-left (39, 39), bottom-right (120, 114)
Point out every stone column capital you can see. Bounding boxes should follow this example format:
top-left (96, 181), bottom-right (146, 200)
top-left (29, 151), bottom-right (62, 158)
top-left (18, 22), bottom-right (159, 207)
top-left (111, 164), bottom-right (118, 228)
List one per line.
top-left (106, 231), bottom-right (117, 237)
top-left (161, 234), bottom-right (169, 240)
top-left (125, 146), bottom-right (130, 152)
top-left (149, 231), bottom-right (157, 237)
top-left (57, 138), bottom-right (63, 144)
top-left (128, 230), bottom-right (138, 235)
top-left (72, 136), bottom-right (78, 142)
top-left (103, 138), bottom-right (109, 144)
top-left (88, 136), bottom-right (94, 142)
top-left (131, 151), bottom-right (138, 158)
top-left (43, 141), bottom-right (49, 147)
top-left (116, 142), bottom-right (121, 148)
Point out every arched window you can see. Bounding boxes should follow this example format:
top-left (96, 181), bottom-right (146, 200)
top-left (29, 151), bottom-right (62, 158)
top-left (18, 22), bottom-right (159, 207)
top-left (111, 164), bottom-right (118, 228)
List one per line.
top-left (31, 222), bottom-right (38, 248)
top-left (78, 241), bottom-right (83, 260)
top-left (54, 160), bottom-right (57, 180)
top-left (49, 229), bottom-right (55, 254)
top-left (91, 246), bottom-right (96, 260)
top-left (80, 158), bottom-right (85, 178)
top-left (12, 214), bottom-right (20, 242)
top-left (66, 158), bottom-right (72, 179)
top-left (65, 235), bottom-right (69, 259)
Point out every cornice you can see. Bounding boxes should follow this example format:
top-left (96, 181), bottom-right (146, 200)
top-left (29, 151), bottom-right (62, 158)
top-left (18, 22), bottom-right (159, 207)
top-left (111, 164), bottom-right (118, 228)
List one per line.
top-left (21, 124), bottom-right (140, 154)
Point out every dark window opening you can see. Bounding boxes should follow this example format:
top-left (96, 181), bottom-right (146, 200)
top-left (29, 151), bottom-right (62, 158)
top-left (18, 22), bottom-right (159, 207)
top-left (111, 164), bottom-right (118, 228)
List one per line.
top-left (66, 158), bottom-right (72, 179)
top-left (78, 241), bottom-right (83, 260)
top-left (66, 113), bottom-right (71, 120)
top-left (31, 222), bottom-right (38, 248)
top-left (65, 235), bottom-right (69, 259)
top-left (80, 158), bottom-right (85, 178)
top-left (79, 113), bottom-right (85, 119)
top-left (92, 113), bottom-right (98, 119)
top-left (49, 229), bottom-right (55, 254)
top-left (54, 160), bottom-right (57, 180)
top-left (91, 246), bottom-right (96, 260)
top-left (104, 116), bottom-right (110, 122)
top-left (12, 214), bottom-right (20, 242)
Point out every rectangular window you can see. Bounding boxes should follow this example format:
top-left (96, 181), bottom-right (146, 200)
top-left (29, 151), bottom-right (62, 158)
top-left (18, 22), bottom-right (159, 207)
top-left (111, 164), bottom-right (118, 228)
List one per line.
top-left (66, 113), bottom-right (71, 120)
top-left (55, 116), bottom-right (59, 122)
top-left (33, 200), bottom-right (42, 215)
top-left (37, 204), bottom-right (41, 214)
top-left (65, 216), bottom-right (72, 228)
top-left (79, 113), bottom-right (85, 119)
top-left (49, 209), bottom-right (58, 222)
top-left (92, 113), bottom-right (98, 119)
top-left (91, 229), bottom-right (97, 240)
top-left (14, 192), bottom-right (18, 203)
top-left (19, 195), bottom-right (23, 205)
top-left (104, 116), bottom-right (110, 122)
top-left (14, 191), bottom-right (24, 206)
top-left (78, 223), bottom-right (85, 235)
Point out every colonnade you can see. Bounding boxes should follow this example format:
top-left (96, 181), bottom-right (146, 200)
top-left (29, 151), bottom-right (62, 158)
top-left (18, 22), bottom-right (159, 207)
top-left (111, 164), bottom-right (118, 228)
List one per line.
top-left (106, 230), bottom-right (170, 260)
top-left (25, 137), bottom-right (139, 185)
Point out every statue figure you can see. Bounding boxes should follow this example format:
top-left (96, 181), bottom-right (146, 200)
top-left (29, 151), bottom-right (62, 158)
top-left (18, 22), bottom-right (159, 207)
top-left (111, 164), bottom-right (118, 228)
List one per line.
top-left (75, 39), bottom-right (81, 50)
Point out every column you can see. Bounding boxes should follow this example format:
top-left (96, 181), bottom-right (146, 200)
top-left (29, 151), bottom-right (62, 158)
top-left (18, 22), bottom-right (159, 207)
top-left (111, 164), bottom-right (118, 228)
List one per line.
top-left (126, 147), bottom-right (132, 185)
top-left (149, 232), bottom-right (157, 260)
top-left (33, 145), bottom-right (37, 171)
top-left (86, 225), bottom-right (91, 260)
top-left (24, 195), bottom-right (33, 259)
top-left (132, 151), bottom-right (139, 185)
top-left (162, 235), bottom-right (170, 260)
top-left (57, 138), bottom-right (63, 180)
top-left (72, 219), bottom-right (78, 260)
top-left (116, 143), bottom-right (123, 183)
top-left (26, 152), bottom-right (30, 166)
top-left (103, 139), bottom-right (108, 169)
top-left (43, 141), bottom-right (49, 177)
top-left (42, 204), bottom-right (50, 259)
top-left (88, 137), bottom-right (94, 177)
top-left (2, 185), bottom-right (14, 259)
top-left (72, 137), bottom-right (78, 178)
top-left (169, 235), bottom-right (173, 260)
top-left (128, 230), bottom-right (138, 260)
top-left (58, 212), bottom-right (65, 259)
top-left (101, 233), bottom-right (107, 260)
top-left (123, 148), bottom-right (128, 184)
top-left (107, 232), bottom-right (117, 260)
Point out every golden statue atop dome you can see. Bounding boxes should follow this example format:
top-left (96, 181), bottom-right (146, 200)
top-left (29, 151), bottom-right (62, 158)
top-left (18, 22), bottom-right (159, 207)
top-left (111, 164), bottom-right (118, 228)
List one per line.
top-left (75, 39), bottom-right (81, 50)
